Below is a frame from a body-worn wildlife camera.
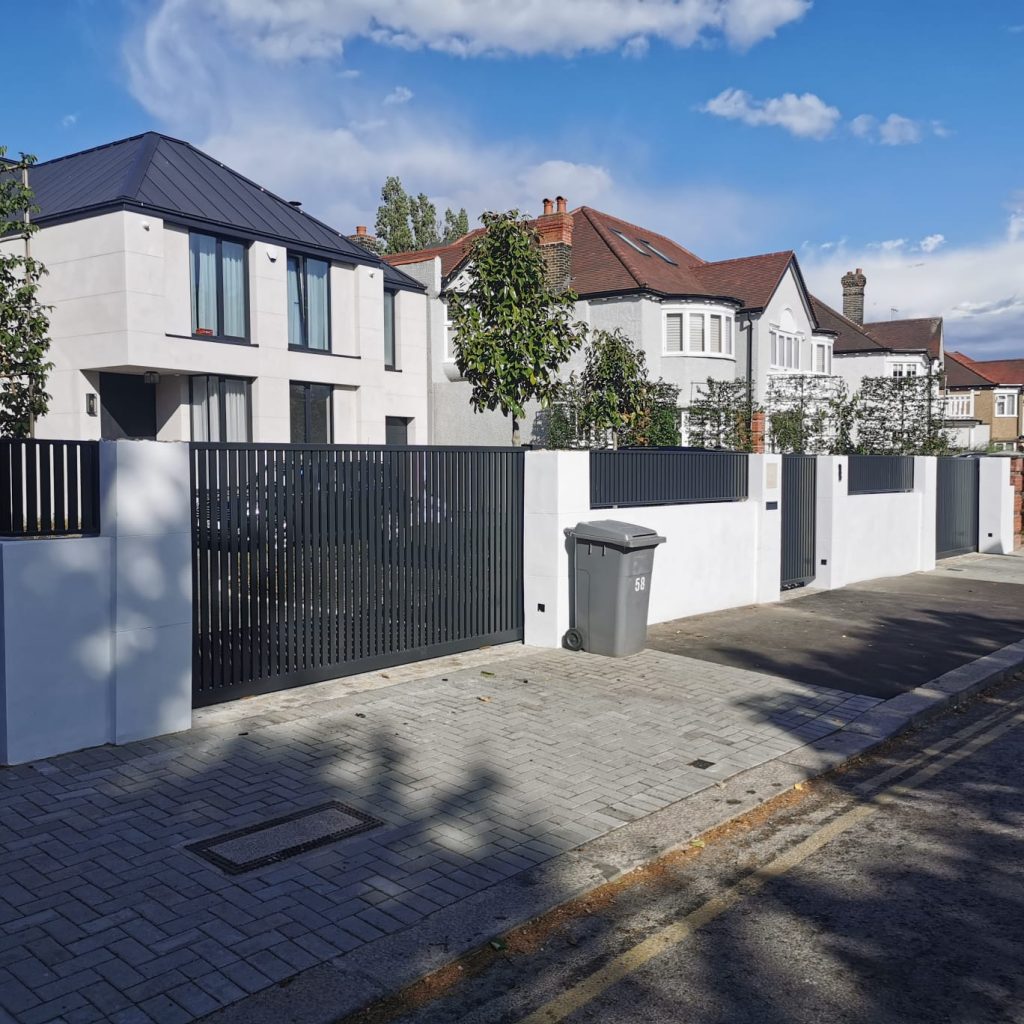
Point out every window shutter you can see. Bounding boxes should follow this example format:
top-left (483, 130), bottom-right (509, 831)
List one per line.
top-left (689, 314), bottom-right (705, 352)
top-left (709, 315), bottom-right (722, 353)
top-left (665, 313), bottom-right (683, 352)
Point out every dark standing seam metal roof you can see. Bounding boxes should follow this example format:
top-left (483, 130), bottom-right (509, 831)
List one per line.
top-left (21, 132), bottom-right (423, 292)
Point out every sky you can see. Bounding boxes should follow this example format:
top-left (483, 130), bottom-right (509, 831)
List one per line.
top-left (4, 0), bottom-right (1023, 358)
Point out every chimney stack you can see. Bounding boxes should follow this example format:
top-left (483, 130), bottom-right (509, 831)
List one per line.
top-left (841, 267), bottom-right (867, 324)
top-left (535, 195), bottom-right (573, 292)
top-left (347, 224), bottom-right (384, 255)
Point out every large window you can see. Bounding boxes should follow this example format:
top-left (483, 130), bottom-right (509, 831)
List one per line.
top-left (190, 375), bottom-right (251, 441)
top-left (945, 392), bottom-right (974, 418)
top-left (770, 330), bottom-right (801, 370)
top-left (287, 254), bottom-right (330, 350)
top-left (384, 290), bottom-right (397, 369)
top-left (190, 233), bottom-right (248, 341)
top-left (289, 382), bottom-right (333, 443)
top-left (996, 391), bottom-right (1019, 417)
top-left (664, 310), bottom-right (734, 356)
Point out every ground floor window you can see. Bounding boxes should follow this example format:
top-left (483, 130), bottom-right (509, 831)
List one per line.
top-left (190, 375), bottom-right (251, 442)
top-left (290, 382), bottom-right (333, 443)
top-left (385, 416), bottom-right (411, 446)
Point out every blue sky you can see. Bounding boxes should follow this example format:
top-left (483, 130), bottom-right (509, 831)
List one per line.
top-left (5, 1), bottom-right (1023, 356)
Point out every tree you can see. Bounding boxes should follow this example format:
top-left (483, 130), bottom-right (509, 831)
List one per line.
top-left (854, 372), bottom-right (950, 455)
top-left (685, 379), bottom-right (758, 452)
top-left (766, 374), bottom-right (855, 454)
top-left (442, 207), bottom-right (469, 243)
top-left (447, 210), bottom-right (587, 445)
top-left (374, 176), bottom-right (415, 254)
top-left (0, 148), bottom-right (52, 438)
top-left (410, 193), bottom-right (439, 249)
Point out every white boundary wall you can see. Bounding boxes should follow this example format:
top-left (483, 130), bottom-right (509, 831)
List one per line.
top-left (0, 441), bottom-right (192, 764)
top-left (814, 456), bottom-right (937, 591)
top-left (523, 451), bottom-right (782, 648)
top-left (978, 457), bottom-right (1016, 555)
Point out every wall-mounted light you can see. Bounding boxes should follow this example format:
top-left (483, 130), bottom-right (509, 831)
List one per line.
top-left (141, 221), bottom-right (151, 232)
top-left (267, 246), bottom-right (278, 263)
top-left (85, 393), bottom-right (98, 417)
top-left (143, 371), bottom-right (160, 386)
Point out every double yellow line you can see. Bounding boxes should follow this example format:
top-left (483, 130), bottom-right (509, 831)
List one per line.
top-left (518, 702), bottom-right (1024, 1024)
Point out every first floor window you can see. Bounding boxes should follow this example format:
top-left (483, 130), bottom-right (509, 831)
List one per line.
top-left (287, 253), bottom-right (330, 350)
top-left (995, 391), bottom-right (1019, 417)
top-left (892, 362), bottom-right (919, 378)
top-left (813, 343), bottom-right (832, 374)
top-left (190, 233), bottom-right (248, 340)
top-left (190, 375), bottom-right (251, 442)
top-left (384, 290), bottom-right (397, 369)
top-left (664, 310), bottom-right (734, 356)
top-left (770, 330), bottom-right (801, 370)
top-left (665, 312), bottom-right (683, 353)
top-left (945, 392), bottom-right (974, 418)
top-left (289, 382), bottom-right (333, 443)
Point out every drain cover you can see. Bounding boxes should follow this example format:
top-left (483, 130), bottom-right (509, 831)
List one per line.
top-left (188, 801), bottom-right (381, 875)
top-left (689, 759), bottom-right (715, 770)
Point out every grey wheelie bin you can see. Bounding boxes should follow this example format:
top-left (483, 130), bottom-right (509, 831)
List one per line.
top-left (562, 520), bottom-right (666, 657)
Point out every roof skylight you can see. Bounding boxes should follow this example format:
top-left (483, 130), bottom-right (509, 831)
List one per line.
top-left (639, 239), bottom-right (678, 266)
top-left (610, 228), bottom-right (650, 256)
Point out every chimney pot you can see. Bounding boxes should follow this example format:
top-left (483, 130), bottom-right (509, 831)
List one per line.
top-left (356, 225), bottom-right (367, 236)
top-left (556, 196), bottom-right (567, 213)
top-left (542, 198), bottom-right (554, 215)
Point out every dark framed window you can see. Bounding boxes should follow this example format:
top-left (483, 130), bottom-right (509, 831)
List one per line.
top-left (190, 375), bottom-right (252, 442)
top-left (189, 233), bottom-right (248, 341)
top-left (384, 290), bottom-right (397, 369)
top-left (385, 416), bottom-right (411, 446)
top-left (290, 382), bottom-right (333, 443)
top-left (287, 253), bottom-right (331, 351)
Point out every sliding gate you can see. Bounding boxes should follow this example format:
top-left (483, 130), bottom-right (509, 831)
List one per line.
top-left (936, 457), bottom-right (979, 558)
top-left (191, 444), bottom-right (524, 707)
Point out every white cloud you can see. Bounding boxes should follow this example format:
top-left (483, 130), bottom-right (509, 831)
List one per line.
top-left (870, 238), bottom-right (907, 251)
top-left (60, 114), bottom-right (77, 128)
top-left (702, 88), bottom-right (841, 140)
top-left (383, 85), bottom-right (413, 105)
top-left (849, 114), bottom-right (875, 139)
top-left (621, 36), bottom-right (649, 58)
top-left (878, 113), bottom-right (923, 146)
top-left (148, 0), bottom-right (810, 60)
top-left (802, 212), bottom-right (1024, 360)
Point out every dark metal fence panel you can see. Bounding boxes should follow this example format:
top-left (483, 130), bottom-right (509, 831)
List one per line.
top-left (936, 457), bottom-right (979, 558)
top-left (190, 444), bottom-right (524, 707)
top-left (590, 449), bottom-right (749, 509)
top-left (847, 455), bottom-right (915, 495)
top-left (0, 439), bottom-right (100, 537)
top-left (781, 454), bottom-right (817, 589)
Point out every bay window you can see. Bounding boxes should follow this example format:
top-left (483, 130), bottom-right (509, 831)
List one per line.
top-left (944, 392), bottom-right (974, 418)
top-left (770, 330), bottom-right (801, 370)
top-left (663, 309), bottom-right (735, 356)
top-left (190, 375), bottom-right (251, 442)
top-left (189, 233), bottom-right (248, 341)
top-left (287, 253), bottom-right (330, 350)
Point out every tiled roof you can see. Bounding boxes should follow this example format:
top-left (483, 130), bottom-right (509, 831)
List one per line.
top-left (863, 317), bottom-right (942, 359)
top-left (692, 251), bottom-right (796, 312)
top-left (944, 350), bottom-right (997, 388)
top-left (961, 357), bottom-right (1024, 386)
top-left (18, 132), bottom-right (422, 291)
top-left (809, 296), bottom-right (886, 352)
top-left (385, 228), bottom-right (486, 278)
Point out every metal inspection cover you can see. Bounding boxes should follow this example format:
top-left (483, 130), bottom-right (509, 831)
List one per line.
top-left (187, 801), bottom-right (382, 874)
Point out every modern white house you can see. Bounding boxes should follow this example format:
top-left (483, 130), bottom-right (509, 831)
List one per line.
top-left (386, 201), bottom-right (942, 446)
top-left (2, 133), bottom-right (429, 445)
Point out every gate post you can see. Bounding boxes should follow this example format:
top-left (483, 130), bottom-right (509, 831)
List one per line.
top-left (914, 456), bottom-right (938, 571)
top-left (814, 455), bottom-right (844, 590)
top-left (978, 457), bottom-right (1015, 555)
top-left (100, 440), bottom-right (193, 744)
top-left (749, 454), bottom-right (783, 604)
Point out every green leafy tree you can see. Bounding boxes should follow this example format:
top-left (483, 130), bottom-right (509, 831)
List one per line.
top-left (766, 374), bottom-right (855, 454)
top-left (685, 379), bottom-right (758, 452)
top-left (442, 206), bottom-right (470, 243)
top-left (447, 210), bottom-right (587, 445)
top-left (575, 329), bottom-right (651, 448)
top-left (410, 193), bottom-right (440, 249)
top-left (0, 148), bottom-right (52, 438)
top-left (374, 176), bottom-right (415, 254)
top-left (854, 372), bottom-right (951, 455)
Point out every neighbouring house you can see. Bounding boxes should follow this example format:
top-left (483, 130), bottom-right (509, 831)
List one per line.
top-left (1, 132), bottom-right (429, 444)
top-left (944, 353), bottom-right (1024, 451)
top-left (386, 198), bottom-right (841, 445)
top-left (940, 351), bottom-right (996, 450)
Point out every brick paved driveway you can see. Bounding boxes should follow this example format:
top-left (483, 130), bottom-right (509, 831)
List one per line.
top-left (0, 647), bottom-right (879, 1024)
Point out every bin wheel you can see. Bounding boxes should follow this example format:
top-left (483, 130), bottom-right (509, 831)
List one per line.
top-left (563, 628), bottom-right (583, 652)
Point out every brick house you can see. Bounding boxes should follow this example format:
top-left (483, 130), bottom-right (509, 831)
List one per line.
top-left (944, 353), bottom-right (1024, 452)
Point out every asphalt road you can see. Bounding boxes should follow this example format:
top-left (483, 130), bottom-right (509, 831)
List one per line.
top-left (646, 553), bottom-right (1024, 698)
top-left (365, 673), bottom-right (1024, 1024)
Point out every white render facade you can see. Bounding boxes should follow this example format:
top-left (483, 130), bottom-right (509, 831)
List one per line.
top-left (10, 210), bottom-right (428, 445)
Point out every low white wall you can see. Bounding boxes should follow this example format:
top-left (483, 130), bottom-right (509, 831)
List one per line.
top-left (0, 441), bottom-right (192, 764)
top-left (815, 456), bottom-right (937, 591)
top-left (978, 457), bottom-right (1015, 555)
top-left (523, 452), bottom-right (782, 648)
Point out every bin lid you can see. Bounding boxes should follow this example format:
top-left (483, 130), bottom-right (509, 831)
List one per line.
top-left (569, 519), bottom-right (666, 549)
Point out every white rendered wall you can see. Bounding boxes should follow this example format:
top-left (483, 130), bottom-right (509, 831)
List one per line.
top-left (0, 441), bottom-right (194, 764)
top-left (815, 455), bottom-right (937, 591)
top-left (523, 451), bottom-right (782, 649)
top-left (978, 457), bottom-right (1015, 554)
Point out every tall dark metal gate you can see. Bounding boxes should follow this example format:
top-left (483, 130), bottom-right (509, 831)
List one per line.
top-left (936, 457), bottom-right (979, 559)
top-left (781, 455), bottom-right (817, 589)
top-left (190, 444), bottom-right (524, 707)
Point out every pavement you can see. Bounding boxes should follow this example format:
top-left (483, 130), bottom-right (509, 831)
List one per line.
top-left (0, 553), bottom-right (1022, 1024)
